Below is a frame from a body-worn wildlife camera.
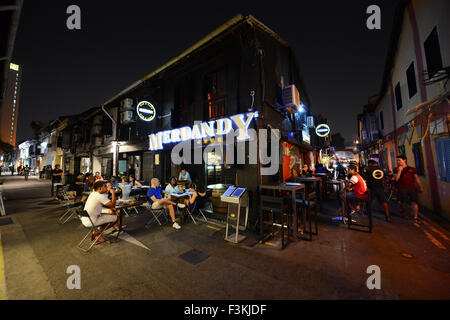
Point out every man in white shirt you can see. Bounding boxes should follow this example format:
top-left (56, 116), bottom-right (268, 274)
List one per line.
top-left (82, 180), bottom-right (119, 243)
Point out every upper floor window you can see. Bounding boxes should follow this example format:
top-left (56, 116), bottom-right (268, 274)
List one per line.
top-left (394, 82), bottom-right (403, 110)
top-left (424, 26), bottom-right (443, 75)
top-left (406, 62), bottom-right (417, 98)
top-left (204, 69), bottom-right (226, 120)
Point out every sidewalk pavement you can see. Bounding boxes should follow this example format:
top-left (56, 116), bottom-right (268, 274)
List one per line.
top-left (0, 176), bottom-right (449, 299)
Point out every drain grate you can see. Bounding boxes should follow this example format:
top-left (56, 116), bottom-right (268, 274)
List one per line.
top-left (0, 217), bottom-right (13, 226)
top-left (178, 249), bottom-right (209, 265)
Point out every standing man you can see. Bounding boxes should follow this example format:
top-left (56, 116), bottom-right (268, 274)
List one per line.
top-left (10, 165), bottom-right (14, 176)
top-left (24, 165), bottom-right (30, 181)
top-left (51, 164), bottom-right (63, 196)
top-left (363, 160), bottom-right (390, 222)
top-left (394, 155), bottom-right (423, 224)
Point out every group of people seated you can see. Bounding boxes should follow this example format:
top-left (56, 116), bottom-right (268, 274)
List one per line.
top-left (80, 166), bottom-right (206, 245)
top-left (69, 172), bottom-right (144, 202)
top-left (146, 173), bottom-right (207, 230)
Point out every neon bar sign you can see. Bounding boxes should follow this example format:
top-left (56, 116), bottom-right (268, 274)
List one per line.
top-left (148, 112), bottom-right (258, 151)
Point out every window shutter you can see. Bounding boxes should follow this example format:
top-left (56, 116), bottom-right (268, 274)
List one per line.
top-left (445, 139), bottom-right (450, 182)
top-left (435, 137), bottom-right (450, 182)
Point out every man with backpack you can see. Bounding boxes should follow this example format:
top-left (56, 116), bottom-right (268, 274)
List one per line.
top-left (363, 160), bottom-right (390, 222)
top-left (393, 155), bottom-right (423, 224)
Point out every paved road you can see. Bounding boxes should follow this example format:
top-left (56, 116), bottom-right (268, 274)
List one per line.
top-left (0, 175), bottom-right (449, 299)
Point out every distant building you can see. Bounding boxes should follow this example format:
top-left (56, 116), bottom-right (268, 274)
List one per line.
top-left (0, 62), bottom-right (21, 147)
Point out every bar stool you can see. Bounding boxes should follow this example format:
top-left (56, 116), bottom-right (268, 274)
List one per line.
top-left (296, 188), bottom-right (318, 241)
top-left (260, 195), bottom-right (292, 249)
top-left (346, 191), bottom-right (372, 233)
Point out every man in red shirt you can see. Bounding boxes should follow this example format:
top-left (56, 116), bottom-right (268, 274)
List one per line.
top-left (393, 155), bottom-right (423, 224)
top-left (345, 165), bottom-right (368, 213)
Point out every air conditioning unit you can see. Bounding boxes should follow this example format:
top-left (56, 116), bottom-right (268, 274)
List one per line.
top-left (307, 116), bottom-right (314, 128)
top-left (120, 98), bottom-right (134, 111)
top-left (120, 111), bottom-right (134, 124)
top-left (282, 85), bottom-right (300, 113)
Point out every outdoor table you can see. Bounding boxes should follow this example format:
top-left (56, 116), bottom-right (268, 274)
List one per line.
top-left (259, 183), bottom-right (305, 242)
top-left (113, 199), bottom-right (145, 239)
top-left (327, 179), bottom-right (346, 222)
top-left (289, 177), bottom-right (323, 211)
top-left (327, 179), bottom-right (345, 194)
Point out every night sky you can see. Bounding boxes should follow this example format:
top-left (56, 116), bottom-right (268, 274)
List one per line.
top-left (13, 0), bottom-right (399, 144)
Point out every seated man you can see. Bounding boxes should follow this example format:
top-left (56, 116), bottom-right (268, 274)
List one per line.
top-left (147, 178), bottom-right (181, 230)
top-left (82, 180), bottom-right (120, 244)
top-left (343, 165), bottom-right (368, 218)
top-left (178, 167), bottom-right (192, 184)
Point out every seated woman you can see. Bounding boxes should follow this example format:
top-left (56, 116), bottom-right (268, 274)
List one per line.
top-left (185, 184), bottom-right (207, 212)
top-left (129, 175), bottom-right (142, 187)
top-left (118, 176), bottom-right (132, 200)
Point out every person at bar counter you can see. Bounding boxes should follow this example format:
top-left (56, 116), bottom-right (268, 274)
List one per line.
top-left (147, 178), bottom-right (181, 230)
top-left (51, 164), bottom-right (63, 196)
top-left (81, 180), bottom-right (120, 245)
top-left (129, 176), bottom-right (142, 187)
top-left (178, 167), bottom-right (192, 183)
top-left (394, 155), bottom-right (423, 225)
top-left (300, 164), bottom-right (313, 176)
top-left (363, 160), bottom-right (391, 222)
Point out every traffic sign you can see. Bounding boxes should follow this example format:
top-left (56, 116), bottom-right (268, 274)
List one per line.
top-left (315, 124), bottom-right (330, 137)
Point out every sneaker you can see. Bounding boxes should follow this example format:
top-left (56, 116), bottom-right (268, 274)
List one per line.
top-left (177, 203), bottom-right (186, 209)
top-left (172, 222), bottom-right (181, 230)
